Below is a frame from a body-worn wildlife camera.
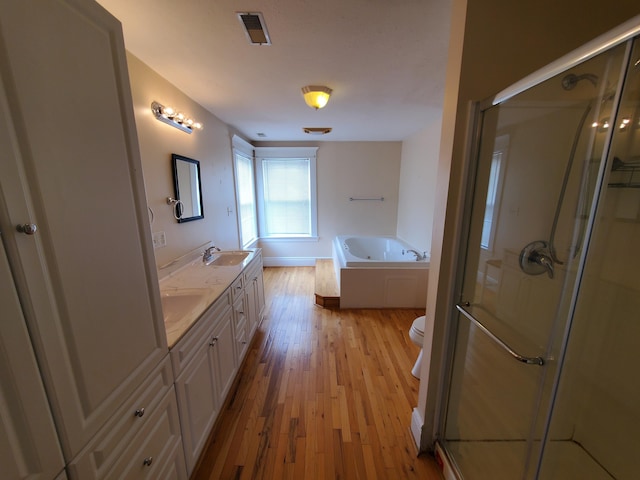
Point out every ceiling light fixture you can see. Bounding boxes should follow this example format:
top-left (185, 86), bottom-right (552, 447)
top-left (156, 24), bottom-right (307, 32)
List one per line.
top-left (301, 86), bottom-right (332, 110)
top-left (151, 101), bottom-right (203, 134)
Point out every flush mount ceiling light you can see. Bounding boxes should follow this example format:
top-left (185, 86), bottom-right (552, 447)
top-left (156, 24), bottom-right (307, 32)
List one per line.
top-left (151, 101), bottom-right (203, 134)
top-left (303, 127), bottom-right (332, 135)
top-left (301, 86), bottom-right (332, 110)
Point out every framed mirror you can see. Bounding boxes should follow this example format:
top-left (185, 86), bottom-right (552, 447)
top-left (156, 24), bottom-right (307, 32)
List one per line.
top-left (172, 153), bottom-right (204, 223)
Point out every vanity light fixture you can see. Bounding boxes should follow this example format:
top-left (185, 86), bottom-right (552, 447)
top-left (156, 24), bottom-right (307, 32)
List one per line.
top-left (151, 101), bottom-right (203, 134)
top-left (592, 116), bottom-right (632, 132)
top-left (301, 86), bottom-right (332, 110)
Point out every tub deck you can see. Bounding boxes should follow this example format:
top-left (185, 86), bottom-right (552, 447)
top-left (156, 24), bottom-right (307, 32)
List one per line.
top-left (314, 259), bottom-right (340, 308)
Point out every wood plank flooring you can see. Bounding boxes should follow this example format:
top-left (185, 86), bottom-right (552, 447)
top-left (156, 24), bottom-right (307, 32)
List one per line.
top-left (192, 267), bottom-right (443, 480)
top-left (314, 259), bottom-right (340, 309)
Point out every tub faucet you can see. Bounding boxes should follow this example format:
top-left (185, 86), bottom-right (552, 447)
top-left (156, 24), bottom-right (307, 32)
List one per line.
top-left (403, 249), bottom-right (427, 261)
top-left (203, 245), bottom-right (221, 263)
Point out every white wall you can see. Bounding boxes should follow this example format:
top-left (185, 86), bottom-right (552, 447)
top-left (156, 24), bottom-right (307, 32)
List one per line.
top-left (254, 141), bottom-right (403, 265)
top-left (397, 121), bottom-right (442, 255)
top-left (126, 53), bottom-right (241, 267)
top-left (127, 55), bottom-right (443, 270)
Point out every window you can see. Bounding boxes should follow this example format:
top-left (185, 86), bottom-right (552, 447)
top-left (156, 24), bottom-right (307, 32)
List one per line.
top-left (481, 135), bottom-right (508, 251)
top-left (255, 147), bottom-right (318, 239)
top-left (232, 136), bottom-right (258, 248)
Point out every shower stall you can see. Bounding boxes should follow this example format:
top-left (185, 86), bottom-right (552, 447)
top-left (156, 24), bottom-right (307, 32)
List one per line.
top-left (437, 18), bottom-right (640, 479)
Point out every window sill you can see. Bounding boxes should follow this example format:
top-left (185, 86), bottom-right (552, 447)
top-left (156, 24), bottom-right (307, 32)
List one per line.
top-left (259, 236), bottom-right (319, 243)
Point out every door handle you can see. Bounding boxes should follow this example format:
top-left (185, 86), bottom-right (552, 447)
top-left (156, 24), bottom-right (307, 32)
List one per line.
top-left (16, 223), bottom-right (38, 235)
top-left (456, 303), bottom-right (544, 366)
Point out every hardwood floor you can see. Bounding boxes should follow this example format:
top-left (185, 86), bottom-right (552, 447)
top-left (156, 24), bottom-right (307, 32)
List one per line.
top-left (192, 267), bottom-right (443, 480)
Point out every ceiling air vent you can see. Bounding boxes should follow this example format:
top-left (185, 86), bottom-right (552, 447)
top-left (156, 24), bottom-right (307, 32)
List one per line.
top-left (303, 127), bottom-right (332, 135)
top-left (237, 12), bottom-right (271, 45)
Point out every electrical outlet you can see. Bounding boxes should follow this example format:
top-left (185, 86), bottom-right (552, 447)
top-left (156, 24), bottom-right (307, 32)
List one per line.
top-left (152, 231), bottom-right (166, 248)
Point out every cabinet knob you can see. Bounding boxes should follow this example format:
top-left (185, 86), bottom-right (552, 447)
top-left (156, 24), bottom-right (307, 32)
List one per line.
top-left (16, 223), bottom-right (37, 235)
top-left (134, 407), bottom-right (145, 418)
top-left (209, 336), bottom-right (218, 347)
top-left (143, 457), bottom-right (153, 467)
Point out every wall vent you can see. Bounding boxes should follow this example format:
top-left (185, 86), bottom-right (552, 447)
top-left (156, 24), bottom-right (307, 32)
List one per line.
top-left (303, 127), bottom-right (332, 135)
top-left (237, 12), bottom-right (271, 45)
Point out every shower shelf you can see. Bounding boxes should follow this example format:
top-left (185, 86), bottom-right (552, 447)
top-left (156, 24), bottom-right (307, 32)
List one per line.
top-left (608, 182), bottom-right (640, 188)
top-left (608, 159), bottom-right (640, 188)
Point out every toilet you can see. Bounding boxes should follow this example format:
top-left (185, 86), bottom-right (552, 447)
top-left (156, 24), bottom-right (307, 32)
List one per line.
top-left (409, 315), bottom-right (426, 378)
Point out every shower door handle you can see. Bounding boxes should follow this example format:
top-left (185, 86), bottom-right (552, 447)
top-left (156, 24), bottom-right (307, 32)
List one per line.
top-left (456, 304), bottom-right (544, 366)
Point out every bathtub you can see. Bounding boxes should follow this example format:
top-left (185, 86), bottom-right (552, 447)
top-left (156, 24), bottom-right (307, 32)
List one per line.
top-left (332, 235), bottom-right (429, 308)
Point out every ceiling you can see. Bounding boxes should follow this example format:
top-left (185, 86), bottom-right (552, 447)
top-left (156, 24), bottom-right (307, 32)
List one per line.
top-left (96, 0), bottom-right (452, 142)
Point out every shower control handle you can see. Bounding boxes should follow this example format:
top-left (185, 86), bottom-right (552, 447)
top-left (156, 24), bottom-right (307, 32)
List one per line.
top-left (531, 251), bottom-right (554, 279)
top-left (519, 240), bottom-right (555, 279)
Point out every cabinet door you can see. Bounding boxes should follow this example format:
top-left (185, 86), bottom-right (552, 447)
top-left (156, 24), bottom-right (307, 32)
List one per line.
top-left (255, 267), bottom-right (265, 320)
top-left (0, 239), bottom-right (65, 480)
top-left (211, 307), bottom-right (238, 404)
top-left (0, 0), bottom-right (166, 459)
top-left (174, 339), bottom-right (219, 475)
top-left (245, 260), bottom-right (265, 337)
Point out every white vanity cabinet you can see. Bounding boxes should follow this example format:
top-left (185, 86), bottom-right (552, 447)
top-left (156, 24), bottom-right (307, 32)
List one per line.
top-left (170, 252), bottom-right (264, 476)
top-left (171, 291), bottom-right (238, 475)
top-left (234, 253), bottom-right (265, 363)
top-left (0, 0), bottom-right (175, 477)
top-left (244, 252), bottom-right (266, 338)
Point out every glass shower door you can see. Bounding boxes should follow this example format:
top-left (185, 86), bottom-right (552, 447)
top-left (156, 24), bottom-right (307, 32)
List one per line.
top-left (537, 38), bottom-right (640, 480)
top-left (440, 43), bottom-right (628, 479)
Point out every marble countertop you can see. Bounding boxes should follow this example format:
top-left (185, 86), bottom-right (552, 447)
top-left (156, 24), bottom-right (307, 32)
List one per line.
top-left (158, 249), bottom-right (259, 347)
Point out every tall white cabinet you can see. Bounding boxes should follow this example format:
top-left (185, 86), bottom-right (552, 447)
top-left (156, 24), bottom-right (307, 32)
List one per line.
top-left (0, 241), bottom-right (66, 479)
top-left (0, 0), bottom-right (180, 478)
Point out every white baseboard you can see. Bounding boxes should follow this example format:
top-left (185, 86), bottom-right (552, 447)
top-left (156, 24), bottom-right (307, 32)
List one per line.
top-left (263, 256), bottom-right (329, 267)
top-left (411, 407), bottom-right (424, 450)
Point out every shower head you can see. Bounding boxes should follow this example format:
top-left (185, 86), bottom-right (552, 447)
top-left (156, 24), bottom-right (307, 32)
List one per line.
top-left (561, 73), bottom-right (598, 90)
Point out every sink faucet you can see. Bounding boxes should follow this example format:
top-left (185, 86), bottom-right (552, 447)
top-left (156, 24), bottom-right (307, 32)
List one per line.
top-left (403, 249), bottom-right (427, 261)
top-left (203, 245), bottom-right (221, 263)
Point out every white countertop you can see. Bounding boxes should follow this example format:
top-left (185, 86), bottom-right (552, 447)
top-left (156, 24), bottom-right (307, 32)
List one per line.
top-left (158, 249), bottom-right (259, 347)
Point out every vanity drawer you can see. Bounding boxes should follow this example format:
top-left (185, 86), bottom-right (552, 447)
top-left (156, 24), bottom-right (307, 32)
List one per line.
top-left (104, 387), bottom-right (185, 479)
top-left (67, 356), bottom-right (175, 479)
top-left (170, 290), bottom-right (231, 378)
top-left (243, 255), bottom-right (262, 283)
top-left (230, 274), bottom-right (244, 301)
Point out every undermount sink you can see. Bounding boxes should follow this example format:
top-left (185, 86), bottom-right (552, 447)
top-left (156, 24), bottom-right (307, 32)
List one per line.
top-left (206, 251), bottom-right (250, 266)
top-left (160, 289), bottom-right (208, 325)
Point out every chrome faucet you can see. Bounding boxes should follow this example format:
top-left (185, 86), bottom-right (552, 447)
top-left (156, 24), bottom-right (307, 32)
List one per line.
top-left (403, 249), bottom-right (427, 261)
top-left (202, 245), bottom-right (221, 263)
